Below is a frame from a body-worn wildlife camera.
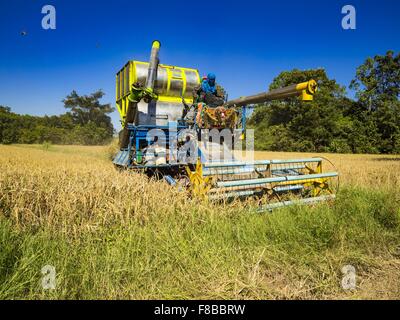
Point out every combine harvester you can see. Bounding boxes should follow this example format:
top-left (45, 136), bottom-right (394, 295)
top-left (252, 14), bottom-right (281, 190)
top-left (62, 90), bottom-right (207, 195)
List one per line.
top-left (113, 41), bottom-right (339, 211)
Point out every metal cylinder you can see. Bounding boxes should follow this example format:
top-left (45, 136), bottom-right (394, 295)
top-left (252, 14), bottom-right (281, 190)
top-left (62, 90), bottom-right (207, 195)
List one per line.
top-left (224, 80), bottom-right (317, 108)
top-left (133, 63), bottom-right (200, 99)
top-left (146, 40), bottom-right (161, 90)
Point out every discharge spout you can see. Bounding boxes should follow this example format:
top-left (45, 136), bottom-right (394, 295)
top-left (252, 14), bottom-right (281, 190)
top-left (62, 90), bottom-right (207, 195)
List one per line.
top-left (224, 80), bottom-right (317, 108)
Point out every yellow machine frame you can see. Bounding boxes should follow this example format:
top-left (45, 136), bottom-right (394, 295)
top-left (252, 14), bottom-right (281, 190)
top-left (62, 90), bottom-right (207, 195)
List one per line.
top-left (116, 61), bottom-right (201, 122)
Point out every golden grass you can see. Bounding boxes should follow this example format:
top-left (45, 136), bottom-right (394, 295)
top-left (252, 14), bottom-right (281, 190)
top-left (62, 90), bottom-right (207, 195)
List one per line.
top-left (0, 144), bottom-right (197, 231)
top-left (0, 144), bottom-right (399, 300)
top-left (241, 151), bottom-right (400, 189)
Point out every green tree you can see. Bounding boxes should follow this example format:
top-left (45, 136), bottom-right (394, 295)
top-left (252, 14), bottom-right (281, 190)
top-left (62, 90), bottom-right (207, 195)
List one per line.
top-left (0, 102), bottom-right (114, 146)
top-left (63, 90), bottom-right (115, 137)
top-left (350, 51), bottom-right (400, 153)
top-left (249, 69), bottom-right (354, 152)
top-left (350, 51), bottom-right (400, 109)
top-left (371, 100), bottom-right (400, 153)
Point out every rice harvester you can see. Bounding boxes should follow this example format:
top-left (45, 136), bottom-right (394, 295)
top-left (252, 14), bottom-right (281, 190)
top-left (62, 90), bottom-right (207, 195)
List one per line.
top-left (113, 41), bottom-right (339, 211)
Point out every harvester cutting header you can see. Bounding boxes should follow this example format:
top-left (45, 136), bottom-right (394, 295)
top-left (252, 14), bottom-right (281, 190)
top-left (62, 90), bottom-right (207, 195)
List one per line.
top-left (113, 41), bottom-right (339, 211)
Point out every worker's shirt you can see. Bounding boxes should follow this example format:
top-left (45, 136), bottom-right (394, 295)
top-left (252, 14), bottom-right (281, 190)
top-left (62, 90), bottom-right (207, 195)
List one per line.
top-left (201, 80), bottom-right (216, 95)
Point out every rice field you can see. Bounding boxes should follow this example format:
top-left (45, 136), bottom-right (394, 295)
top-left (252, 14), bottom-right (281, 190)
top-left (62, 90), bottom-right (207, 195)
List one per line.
top-left (0, 144), bottom-right (399, 299)
top-left (251, 151), bottom-right (400, 189)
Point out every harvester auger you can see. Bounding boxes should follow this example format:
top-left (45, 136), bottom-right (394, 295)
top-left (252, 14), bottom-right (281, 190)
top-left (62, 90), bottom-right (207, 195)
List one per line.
top-left (113, 41), bottom-right (339, 211)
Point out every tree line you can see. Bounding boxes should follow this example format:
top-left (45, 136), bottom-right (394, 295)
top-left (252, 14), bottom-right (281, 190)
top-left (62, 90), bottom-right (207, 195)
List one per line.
top-left (248, 51), bottom-right (400, 154)
top-left (0, 90), bottom-right (114, 145)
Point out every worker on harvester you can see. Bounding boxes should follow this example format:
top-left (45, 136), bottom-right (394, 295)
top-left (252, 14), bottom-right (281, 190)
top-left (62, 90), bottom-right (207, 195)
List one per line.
top-left (201, 73), bottom-right (217, 94)
top-left (187, 73), bottom-right (235, 130)
top-left (182, 73), bottom-right (219, 120)
top-left (182, 73), bottom-right (226, 120)
top-left (194, 73), bottom-right (225, 107)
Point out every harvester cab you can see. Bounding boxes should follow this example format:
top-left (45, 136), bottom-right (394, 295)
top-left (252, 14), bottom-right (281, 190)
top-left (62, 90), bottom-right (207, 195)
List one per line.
top-left (113, 41), bottom-right (339, 211)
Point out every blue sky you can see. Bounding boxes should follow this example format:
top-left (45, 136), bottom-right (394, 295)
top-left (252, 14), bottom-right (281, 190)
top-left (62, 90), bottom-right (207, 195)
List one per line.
top-left (0, 0), bottom-right (399, 130)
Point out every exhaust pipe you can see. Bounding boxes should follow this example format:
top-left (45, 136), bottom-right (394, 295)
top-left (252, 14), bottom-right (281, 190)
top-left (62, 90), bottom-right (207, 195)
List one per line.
top-left (146, 40), bottom-right (161, 90)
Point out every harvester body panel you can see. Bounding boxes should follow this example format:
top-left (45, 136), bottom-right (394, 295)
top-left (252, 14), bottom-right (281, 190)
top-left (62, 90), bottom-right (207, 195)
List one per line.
top-left (116, 60), bottom-right (200, 126)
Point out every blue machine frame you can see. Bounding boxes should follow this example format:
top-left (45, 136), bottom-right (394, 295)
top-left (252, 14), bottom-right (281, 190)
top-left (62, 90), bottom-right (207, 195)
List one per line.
top-left (113, 106), bottom-right (249, 169)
